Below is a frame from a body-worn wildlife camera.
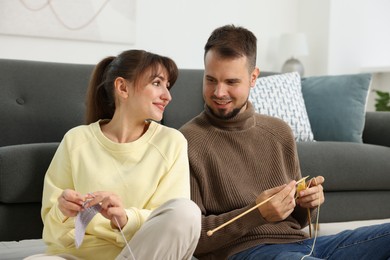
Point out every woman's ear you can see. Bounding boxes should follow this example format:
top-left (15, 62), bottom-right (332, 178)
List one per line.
top-left (114, 77), bottom-right (129, 98)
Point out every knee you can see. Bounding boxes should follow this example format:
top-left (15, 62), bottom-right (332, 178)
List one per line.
top-left (168, 198), bottom-right (201, 222)
top-left (164, 198), bottom-right (201, 234)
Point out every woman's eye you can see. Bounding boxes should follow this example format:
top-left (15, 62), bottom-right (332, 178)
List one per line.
top-left (152, 81), bottom-right (160, 86)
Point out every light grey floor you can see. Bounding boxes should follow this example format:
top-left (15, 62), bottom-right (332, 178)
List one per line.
top-left (1, 218), bottom-right (389, 260)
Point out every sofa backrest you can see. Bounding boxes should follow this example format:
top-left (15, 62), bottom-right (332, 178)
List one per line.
top-left (0, 59), bottom-right (94, 147)
top-left (163, 69), bottom-right (205, 129)
top-left (0, 58), bottom-right (279, 145)
top-left (0, 59), bottom-right (198, 148)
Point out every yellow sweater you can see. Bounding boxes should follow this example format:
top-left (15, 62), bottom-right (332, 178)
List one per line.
top-left (41, 120), bottom-right (190, 260)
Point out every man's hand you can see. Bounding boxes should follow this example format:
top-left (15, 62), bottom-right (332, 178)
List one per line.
top-left (256, 181), bottom-right (297, 222)
top-left (296, 176), bottom-right (325, 208)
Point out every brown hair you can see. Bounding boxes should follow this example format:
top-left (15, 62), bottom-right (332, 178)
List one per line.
top-left (85, 49), bottom-right (178, 124)
top-left (204, 24), bottom-right (257, 72)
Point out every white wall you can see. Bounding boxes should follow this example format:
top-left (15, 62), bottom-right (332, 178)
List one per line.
top-left (296, 0), bottom-right (330, 76)
top-left (328, 0), bottom-right (390, 73)
top-left (327, 0), bottom-right (390, 110)
top-left (0, 0), bottom-right (300, 71)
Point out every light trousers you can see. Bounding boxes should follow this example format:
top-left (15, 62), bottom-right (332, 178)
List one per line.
top-left (116, 198), bottom-right (201, 260)
top-left (25, 198), bottom-right (201, 260)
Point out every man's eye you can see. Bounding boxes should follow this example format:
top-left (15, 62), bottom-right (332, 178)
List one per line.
top-left (227, 81), bottom-right (239, 86)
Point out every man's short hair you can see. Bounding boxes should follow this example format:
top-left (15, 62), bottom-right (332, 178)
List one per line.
top-left (204, 24), bottom-right (257, 71)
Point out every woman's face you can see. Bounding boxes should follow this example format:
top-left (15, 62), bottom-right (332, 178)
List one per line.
top-left (127, 67), bottom-right (172, 122)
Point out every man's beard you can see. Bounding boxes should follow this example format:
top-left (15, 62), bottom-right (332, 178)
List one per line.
top-left (207, 101), bottom-right (247, 120)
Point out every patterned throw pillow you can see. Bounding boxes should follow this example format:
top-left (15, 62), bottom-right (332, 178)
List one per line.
top-left (249, 72), bottom-right (314, 142)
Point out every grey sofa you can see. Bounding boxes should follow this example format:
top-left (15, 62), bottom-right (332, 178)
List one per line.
top-left (1, 59), bottom-right (390, 258)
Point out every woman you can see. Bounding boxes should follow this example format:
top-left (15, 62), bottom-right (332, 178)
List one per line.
top-left (35, 50), bottom-right (200, 260)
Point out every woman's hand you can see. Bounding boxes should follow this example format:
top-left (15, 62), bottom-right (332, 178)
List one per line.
top-left (85, 191), bottom-right (128, 229)
top-left (58, 189), bottom-right (86, 218)
top-left (296, 176), bottom-right (325, 208)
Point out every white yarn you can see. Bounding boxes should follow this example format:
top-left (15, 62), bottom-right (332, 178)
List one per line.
top-left (114, 216), bottom-right (136, 260)
top-left (300, 180), bottom-right (321, 260)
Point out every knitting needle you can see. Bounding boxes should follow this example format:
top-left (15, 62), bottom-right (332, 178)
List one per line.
top-left (304, 178), bottom-right (314, 238)
top-left (62, 193), bottom-right (95, 223)
top-left (62, 216), bottom-right (69, 223)
top-left (206, 176), bottom-right (309, 237)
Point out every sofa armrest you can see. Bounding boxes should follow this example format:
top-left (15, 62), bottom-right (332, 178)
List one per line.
top-left (0, 143), bottom-right (59, 203)
top-left (363, 111), bottom-right (390, 147)
top-left (0, 142), bottom-right (59, 241)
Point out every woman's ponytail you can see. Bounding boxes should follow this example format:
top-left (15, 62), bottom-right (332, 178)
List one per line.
top-left (85, 56), bottom-right (116, 124)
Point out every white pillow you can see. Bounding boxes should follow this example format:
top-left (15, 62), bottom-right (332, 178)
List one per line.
top-left (249, 72), bottom-right (314, 142)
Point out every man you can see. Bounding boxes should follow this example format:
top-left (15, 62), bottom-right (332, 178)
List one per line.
top-left (180, 24), bottom-right (390, 259)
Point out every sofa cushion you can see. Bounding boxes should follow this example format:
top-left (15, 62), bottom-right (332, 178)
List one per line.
top-left (363, 111), bottom-right (390, 147)
top-left (320, 191), bottom-right (390, 222)
top-left (0, 203), bottom-right (43, 241)
top-left (297, 142), bottom-right (390, 191)
top-left (301, 73), bottom-right (371, 142)
top-left (0, 59), bottom-right (93, 147)
top-left (249, 72), bottom-right (314, 142)
top-left (0, 143), bottom-right (58, 203)
top-left (163, 69), bottom-right (205, 129)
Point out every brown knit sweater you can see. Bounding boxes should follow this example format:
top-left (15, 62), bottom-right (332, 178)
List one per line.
top-left (180, 102), bottom-right (312, 260)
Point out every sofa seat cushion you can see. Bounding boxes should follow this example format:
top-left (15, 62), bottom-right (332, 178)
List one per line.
top-left (302, 218), bottom-right (390, 236)
top-left (297, 142), bottom-right (390, 191)
top-left (320, 191), bottom-right (390, 222)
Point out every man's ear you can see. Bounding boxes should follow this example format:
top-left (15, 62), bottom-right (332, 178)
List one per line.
top-left (114, 77), bottom-right (129, 98)
top-left (250, 67), bottom-right (260, 87)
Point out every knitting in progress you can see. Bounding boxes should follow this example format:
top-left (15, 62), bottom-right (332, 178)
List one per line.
top-left (74, 195), bottom-right (136, 260)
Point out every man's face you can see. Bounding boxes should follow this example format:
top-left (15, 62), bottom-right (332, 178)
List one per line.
top-left (203, 50), bottom-right (259, 119)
